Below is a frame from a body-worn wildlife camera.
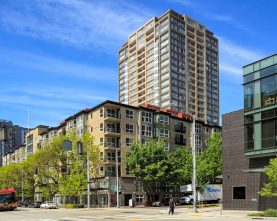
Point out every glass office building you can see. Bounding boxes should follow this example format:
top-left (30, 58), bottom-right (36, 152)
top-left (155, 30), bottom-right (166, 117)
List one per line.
top-left (243, 54), bottom-right (277, 157)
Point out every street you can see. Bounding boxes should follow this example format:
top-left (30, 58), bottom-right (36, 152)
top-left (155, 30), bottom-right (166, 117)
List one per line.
top-left (0, 206), bottom-right (268, 221)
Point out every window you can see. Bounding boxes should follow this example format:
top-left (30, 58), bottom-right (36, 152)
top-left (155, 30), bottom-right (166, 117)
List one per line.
top-left (100, 108), bottom-right (103, 117)
top-left (100, 152), bottom-right (104, 160)
top-left (126, 138), bottom-right (133, 147)
top-left (107, 152), bottom-right (116, 161)
top-left (160, 128), bottom-right (169, 137)
top-left (126, 109), bottom-right (134, 119)
top-left (195, 124), bottom-right (202, 134)
top-left (160, 115), bottom-right (169, 124)
top-left (126, 124), bottom-right (134, 133)
top-left (261, 75), bottom-right (276, 107)
top-left (244, 83), bottom-right (254, 110)
top-left (99, 167), bottom-right (104, 174)
top-left (142, 125), bottom-right (152, 137)
top-left (107, 108), bottom-right (116, 117)
top-left (100, 123), bottom-right (103, 131)
top-left (136, 195), bottom-right (144, 203)
top-left (100, 138), bottom-right (103, 145)
top-left (142, 112), bottom-right (152, 123)
top-left (262, 119), bottom-right (275, 149)
top-left (233, 186), bottom-right (246, 199)
top-left (195, 135), bottom-right (202, 146)
top-left (107, 167), bottom-right (116, 176)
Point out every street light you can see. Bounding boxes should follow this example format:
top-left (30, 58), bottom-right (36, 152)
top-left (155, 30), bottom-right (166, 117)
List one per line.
top-left (192, 115), bottom-right (198, 213)
top-left (116, 148), bottom-right (119, 208)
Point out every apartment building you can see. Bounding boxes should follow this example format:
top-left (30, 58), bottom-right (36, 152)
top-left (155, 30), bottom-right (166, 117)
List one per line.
top-left (26, 125), bottom-right (49, 157)
top-left (223, 54), bottom-right (277, 210)
top-left (64, 100), bottom-right (219, 206)
top-left (0, 120), bottom-right (27, 166)
top-left (118, 9), bottom-right (219, 125)
top-left (3, 100), bottom-right (220, 206)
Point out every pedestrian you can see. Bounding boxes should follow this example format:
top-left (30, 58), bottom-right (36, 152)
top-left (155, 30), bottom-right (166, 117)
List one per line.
top-left (168, 197), bottom-right (175, 215)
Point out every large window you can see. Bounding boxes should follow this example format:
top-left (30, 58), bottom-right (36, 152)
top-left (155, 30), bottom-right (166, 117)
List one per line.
top-left (244, 83), bottom-right (254, 110)
top-left (262, 119), bottom-right (275, 149)
top-left (261, 75), bottom-right (276, 107)
top-left (233, 186), bottom-right (246, 199)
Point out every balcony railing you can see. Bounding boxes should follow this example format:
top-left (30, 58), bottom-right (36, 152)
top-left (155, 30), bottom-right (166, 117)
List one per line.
top-left (105, 113), bottom-right (121, 119)
top-left (104, 127), bottom-right (121, 133)
top-left (104, 142), bottom-right (120, 148)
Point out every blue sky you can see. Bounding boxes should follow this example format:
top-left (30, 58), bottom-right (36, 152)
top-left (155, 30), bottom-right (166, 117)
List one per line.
top-left (0, 0), bottom-right (276, 127)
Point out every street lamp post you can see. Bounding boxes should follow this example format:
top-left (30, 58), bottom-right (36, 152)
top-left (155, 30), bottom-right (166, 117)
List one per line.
top-left (192, 115), bottom-right (198, 213)
top-left (87, 143), bottom-right (90, 209)
top-left (116, 148), bottom-right (119, 208)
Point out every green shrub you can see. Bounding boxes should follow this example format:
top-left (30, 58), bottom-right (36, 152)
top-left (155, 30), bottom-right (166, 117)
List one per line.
top-left (264, 209), bottom-right (277, 217)
top-left (64, 204), bottom-right (85, 209)
top-left (65, 204), bottom-right (75, 208)
top-left (248, 212), bottom-right (264, 217)
top-left (248, 209), bottom-right (277, 217)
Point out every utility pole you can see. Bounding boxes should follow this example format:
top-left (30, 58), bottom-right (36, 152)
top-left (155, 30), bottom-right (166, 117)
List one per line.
top-left (87, 143), bottom-right (90, 209)
top-left (116, 148), bottom-right (119, 208)
top-left (192, 115), bottom-right (198, 213)
top-left (21, 169), bottom-right (24, 202)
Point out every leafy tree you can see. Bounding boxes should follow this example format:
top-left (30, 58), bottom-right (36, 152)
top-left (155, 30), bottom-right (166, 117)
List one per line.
top-left (59, 131), bottom-right (99, 204)
top-left (171, 147), bottom-right (193, 185)
top-left (260, 156), bottom-right (277, 197)
top-left (59, 160), bottom-right (86, 204)
top-left (127, 139), bottom-right (176, 202)
top-left (197, 132), bottom-right (222, 186)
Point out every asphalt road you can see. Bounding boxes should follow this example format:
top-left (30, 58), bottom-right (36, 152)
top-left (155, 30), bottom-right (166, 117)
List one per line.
top-left (0, 206), bottom-right (266, 221)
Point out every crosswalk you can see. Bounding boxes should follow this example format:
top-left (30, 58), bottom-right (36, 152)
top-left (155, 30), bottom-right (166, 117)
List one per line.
top-left (37, 214), bottom-right (208, 221)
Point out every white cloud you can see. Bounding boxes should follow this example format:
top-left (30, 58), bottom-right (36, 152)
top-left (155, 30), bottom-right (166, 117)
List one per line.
top-left (219, 37), bottom-right (263, 62)
top-left (0, 0), bottom-right (154, 50)
top-left (218, 37), bottom-right (265, 76)
top-left (220, 64), bottom-right (241, 75)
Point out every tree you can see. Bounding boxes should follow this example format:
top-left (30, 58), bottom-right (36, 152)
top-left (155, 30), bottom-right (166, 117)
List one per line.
top-left (127, 139), bottom-right (177, 202)
top-left (171, 147), bottom-right (193, 185)
top-left (197, 132), bottom-right (222, 186)
top-left (59, 131), bottom-right (99, 204)
top-left (59, 160), bottom-right (86, 204)
top-left (260, 157), bottom-right (277, 197)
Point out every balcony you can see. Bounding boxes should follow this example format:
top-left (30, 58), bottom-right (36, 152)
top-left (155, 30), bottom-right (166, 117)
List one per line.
top-left (104, 126), bottom-right (121, 136)
top-left (104, 113), bottom-right (121, 122)
top-left (103, 157), bottom-right (121, 164)
top-left (104, 141), bottom-right (120, 149)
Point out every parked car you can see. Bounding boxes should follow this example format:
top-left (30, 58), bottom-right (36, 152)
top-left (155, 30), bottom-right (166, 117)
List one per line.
top-left (17, 201), bottom-right (29, 207)
top-left (28, 201), bottom-right (42, 208)
top-left (152, 198), bottom-right (170, 207)
top-left (40, 201), bottom-right (58, 209)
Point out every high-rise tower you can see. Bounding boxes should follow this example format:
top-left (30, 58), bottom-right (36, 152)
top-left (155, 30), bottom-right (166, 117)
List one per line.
top-left (118, 9), bottom-right (219, 125)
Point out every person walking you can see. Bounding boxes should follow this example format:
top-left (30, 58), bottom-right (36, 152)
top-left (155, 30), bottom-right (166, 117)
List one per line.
top-left (168, 197), bottom-right (175, 215)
